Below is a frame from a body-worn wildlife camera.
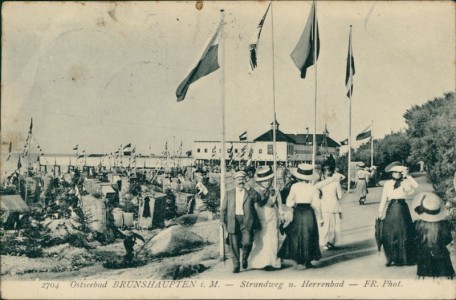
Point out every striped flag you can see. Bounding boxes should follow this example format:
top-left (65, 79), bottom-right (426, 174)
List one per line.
top-left (356, 125), bottom-right (371, 141)
top-left (340, 138), bottom-right (348, 146)
top-left (290, 1), bottom-right (319, 79)
top-left (239, 131), bottom-right (247, 141)
top-left (176, 21), bottom-right (222, 101)
top-left (345, 26), bottom-right (355, 98)
top-left (73, 144), bottom-right (78, 151)
top-left (249, 2), bottom-right (271, 71)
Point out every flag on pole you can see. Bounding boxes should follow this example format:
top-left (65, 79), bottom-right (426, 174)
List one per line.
top-left (28, 118), bottom-right (33, 134)
top-left (340, 138), bottom-right (348, 146)
top-left (240, 144), bottom-right (247, 158)
top-left (186, 150), bottom-right (192, 157)
top-left (323, 124), bottom-right (329, 136)
top-left (239, 131), bottom-right (248, 141)
top-left (17, 156), bottom-right (22, 169)
top-left (123, 143), bottom-right (132, 155)
top-left (345, 26), bottom-right (355, 97)
top-left (290, 1), bottom-right (320, 79)
top-left (249, 2), bottom-right (271, 71)
top-left (176, 21), bottom-right (222, 101)
top-left (6, 142), bottom-right (12, 161)
top-left (211, 145), bottom-right (217, 158)
top-left (73, 144), bottom-right (78, 151)
top-left (356, 125), bottom-right (371, 141)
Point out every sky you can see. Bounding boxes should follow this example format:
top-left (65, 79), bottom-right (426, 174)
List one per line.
top-left (1, 1), bottom-right (455, 156)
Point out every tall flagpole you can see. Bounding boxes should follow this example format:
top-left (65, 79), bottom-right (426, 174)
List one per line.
top-left (312, 2), bottom-right (318, 170)
top-left (370, 120), bottom-right (374, 167)
top-left (219, 9), bottom-right (227, 260)
top-left (271, 1), bottom-right (277, 190)
top-left (347, 26), bottom-right (353, 193)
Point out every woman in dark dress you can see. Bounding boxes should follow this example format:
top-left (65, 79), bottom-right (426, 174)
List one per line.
top-left (413, 192), bottom-right (455, 279)
top-left (377, 162), bottom-right (419, 266)
top-left (278, 164), bottom-right (323, 270)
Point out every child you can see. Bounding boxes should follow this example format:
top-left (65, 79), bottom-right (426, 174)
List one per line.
top-left (413, 192), bottom-right (455, 279)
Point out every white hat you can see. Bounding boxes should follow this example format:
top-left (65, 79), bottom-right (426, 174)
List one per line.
top-left (290, 163), bottom-right (318, 181)
top-left (254, 166), bottom-right (275, 182)
top-left (385, 161), bottom-right (406, 173)
top-left (233, 171), bottom-right (247, 179)
top-left (412, 192), bottom-right (447, 222)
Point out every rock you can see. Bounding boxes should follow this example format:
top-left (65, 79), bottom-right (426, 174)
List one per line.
top-left (144, 225), bottom-right (204, 257)
top-left (196, 211), bottom-right (214, 223)
top-left (158, 263), bottom-right (208, 280)
top-left (175, 214), bottom-right (198, 227)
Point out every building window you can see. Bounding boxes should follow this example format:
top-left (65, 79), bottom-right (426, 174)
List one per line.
top-left (235, 149), bottom-right (238, 154)
top-left (197, 148), bottom-right (201, 153)
top-left (204, 148), bottom-right (208, 153)
top-left (259, 149), bottom-right (263, 154)
top-left (267, 144), bottom-right (273, 155)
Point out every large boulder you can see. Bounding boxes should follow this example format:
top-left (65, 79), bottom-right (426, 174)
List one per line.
top-left (143, 225), bottom-right (204, 257)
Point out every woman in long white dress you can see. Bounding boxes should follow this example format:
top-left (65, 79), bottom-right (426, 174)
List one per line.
top-left (319, 164), bottom-right (343, 250)
top-left (248, 166), bottom-right (282, 271)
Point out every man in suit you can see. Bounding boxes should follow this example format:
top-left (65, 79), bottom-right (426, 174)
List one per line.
top-left (220, 171), bottom-right (261, 273)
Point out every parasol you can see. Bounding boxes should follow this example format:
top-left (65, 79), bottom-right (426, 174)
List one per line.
top-left (375, 218), bottom-right (383, 252)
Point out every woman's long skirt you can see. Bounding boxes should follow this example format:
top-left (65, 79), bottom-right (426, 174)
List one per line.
top-left (278, 204), bottom-right (321, 264)
top-left (382, 200), bottom-right (416, 265)
top-left (356, 180), bottom-right (368, 200)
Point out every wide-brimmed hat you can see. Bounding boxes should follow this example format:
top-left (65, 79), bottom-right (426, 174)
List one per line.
top-left (357, 162), bottom-right (366, 168)
top-left (412, 192), bottom-right (447, 222)
top-left (233, 171), bottom-right (247, 179)
top-left (385, 161), bottom-right (406, 173)
top-left (254, 166), bottom-right (275, 182)
top-left (290, 163), bottom-right (318, 181)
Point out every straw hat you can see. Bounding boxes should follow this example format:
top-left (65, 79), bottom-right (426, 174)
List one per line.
top-left (357, 162), bottom-right (366, 168)
top-left (254, 166), bottom-right (275, 182)
top-left (233, 171), bottom-right (247, 179)
top-left (290, 163), bottom-right (318, 181)
top-left (385, 161), bottom-right (406, 173)
top-left (412, 192), bottom-right (447, 222)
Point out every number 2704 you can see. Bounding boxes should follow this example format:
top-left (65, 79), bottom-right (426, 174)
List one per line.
top-left (41, 282), bottom-right (59, 289)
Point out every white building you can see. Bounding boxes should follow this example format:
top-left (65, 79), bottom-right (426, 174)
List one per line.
top-left (193, 121), bottom-right (340, 167)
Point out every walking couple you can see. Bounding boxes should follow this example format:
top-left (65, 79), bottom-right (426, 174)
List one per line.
top-left (220, 168), bottom-right (281, 273)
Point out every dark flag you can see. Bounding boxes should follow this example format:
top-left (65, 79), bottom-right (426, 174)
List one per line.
top-left (186, 150), bottom-right (192, 157)
top-left (176, 22), bottom-right (222, 101)
top-left (73, 144), bottom-right (78, 151)
top-left (239, 131), bottom-right (247, 141)
top-left (356, 125), bottom-right (371, 141)
top-left (17, 156), bottom-right (22, 169)
top-left (249, 2), bottom-right (271, 71)
top-left (290, 1), bottom-right (320, 79)
top-left (345, 26), bottom-right (355, 97)
top-left (28, 118), bottom-right (33, 134)
top-left (123, 143), bottom-right (132, 155)
top-left (6, 142), bottom-right (12, 161)
top-left (340, 138), bottom-right (348, 146)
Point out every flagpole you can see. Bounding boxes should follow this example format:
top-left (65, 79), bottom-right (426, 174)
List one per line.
top-left (219, 9), bottom-right (227, 260)
top-left (271, 1), bottom-right (277, 190)
top-left (312, 2), bottom-right (318, 170)
top-left (370, 120), bottom-right (374, 167)
top-left (347, 25), bottom-right (353, 193)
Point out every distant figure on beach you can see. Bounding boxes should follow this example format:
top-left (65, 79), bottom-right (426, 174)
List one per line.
top-left (413, 192), bottom-right (455, 279)
top-left (378, 162), bottom-right (418, 267)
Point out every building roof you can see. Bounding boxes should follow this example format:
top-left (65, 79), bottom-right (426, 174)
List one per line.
top-left (254, 129), bottom-right (296, 143)
top-left (287, 134), bottom-right (340, 147)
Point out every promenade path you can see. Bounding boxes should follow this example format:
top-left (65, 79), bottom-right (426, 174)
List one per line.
top-left (195, 172), bottom-right (456, 280)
